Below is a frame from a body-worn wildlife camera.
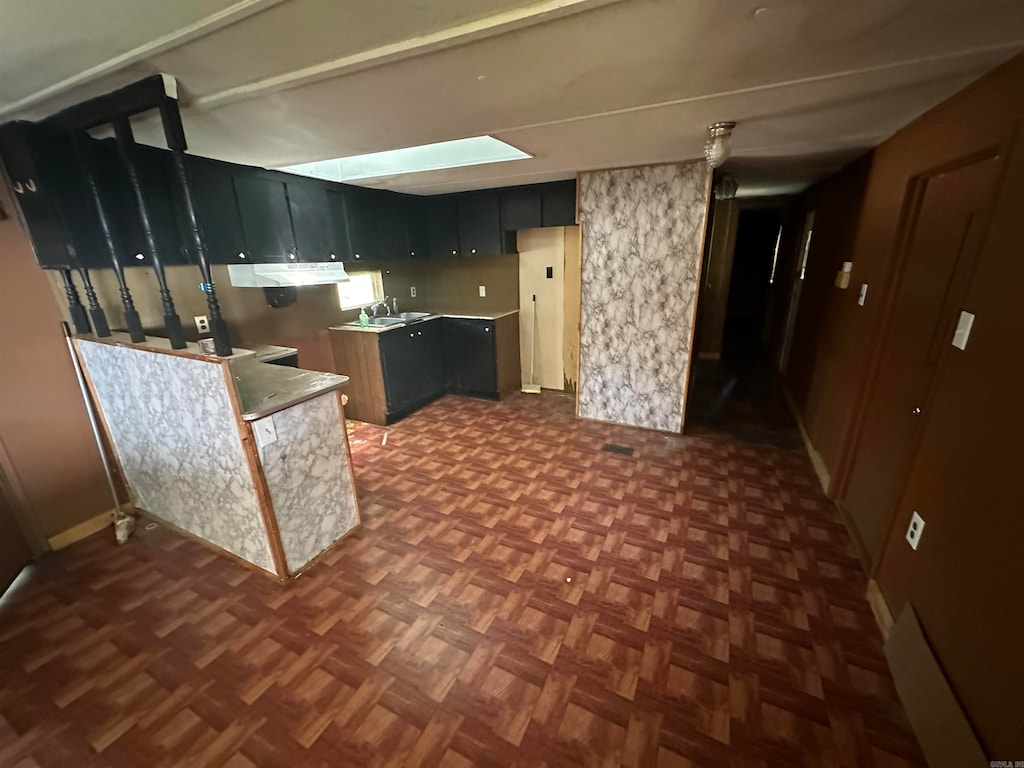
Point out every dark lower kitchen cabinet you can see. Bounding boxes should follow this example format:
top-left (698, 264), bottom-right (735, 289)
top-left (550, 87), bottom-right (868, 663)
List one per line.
top-left (541, 180), bottom-right (577, 226)
top-left (379, 318), bottom-right (445, 420)
top-left (233, 172), bottom-right (295, 263)
top-left (424, 195), bottom-right (461, 257)
top-left (286, 178), bottom-right (335, 262)
top-left (444, 317), bottom-right (498, 396)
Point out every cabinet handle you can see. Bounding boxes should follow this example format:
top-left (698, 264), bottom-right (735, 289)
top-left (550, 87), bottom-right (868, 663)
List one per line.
top-left (25, 179), bottom-right (36, 193)
top-left (417, 331), bottom-right (422, 336)
top-left (355, 253), bottom-right (361, 259)
top-left (12, 180), bottom-right (23, 194)
top-left (451, 250), bottom-right (457, 255)
top-left (238, 252), bottom-right (246, 259)
top-left (134, 253), bottom-right (145, 261)
top-left (485, 327), bottom-right (490, 332)
top-left (471, 248), bottom-right (477, 254)
top-left (410, 251), bottom-right (415, 256)
top-left (288, 253), bottom-right (297, 260)
top-left (330, 253), bottom-right (337, 260)
top-left (409, 333), bottom-right (414, 338)
top-left (912, 406), bottom-right (922, 415)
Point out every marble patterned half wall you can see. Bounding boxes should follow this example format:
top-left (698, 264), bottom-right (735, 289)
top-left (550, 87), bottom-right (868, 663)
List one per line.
top-left (578, 162), bottom-right (710, 432)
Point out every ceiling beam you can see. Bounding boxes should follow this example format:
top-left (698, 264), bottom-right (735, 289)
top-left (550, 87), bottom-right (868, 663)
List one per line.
top-left (0, 0), bottom-right (287, 121)
top-left (191, 0), bottom-right (623, 111)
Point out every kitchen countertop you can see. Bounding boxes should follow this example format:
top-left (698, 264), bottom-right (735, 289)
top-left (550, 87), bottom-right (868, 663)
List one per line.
top-left (230, 357), bottom-right (349, 421)
top-left (329, 309), bottom-right (519, 334)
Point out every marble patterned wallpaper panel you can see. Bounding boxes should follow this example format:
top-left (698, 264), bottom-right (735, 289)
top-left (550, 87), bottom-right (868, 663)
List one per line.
top-left (77, 341), bottom-right (275, 572)
top-left (255, 393), bottom-right (358, 574)
top-left (577, 162), bottom-right (710, 432)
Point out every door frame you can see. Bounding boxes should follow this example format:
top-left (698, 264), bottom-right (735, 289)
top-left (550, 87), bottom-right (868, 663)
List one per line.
top-left (0, 434), bottom-right (48, 557)
top-left (829, 139), bottom-right (1013, 524)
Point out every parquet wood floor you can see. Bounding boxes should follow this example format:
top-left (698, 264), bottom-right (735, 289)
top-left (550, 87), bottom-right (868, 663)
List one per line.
top-left (0, 393), bottom-right (923, 767)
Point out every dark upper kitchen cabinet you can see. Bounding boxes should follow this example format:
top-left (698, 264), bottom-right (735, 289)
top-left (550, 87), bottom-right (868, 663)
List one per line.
top-left (188, 157), bottom-right (247, 264)
top-left (501, 185), bottom-right (542, 231)
top-left (376, 190), bottom-right (408, 260)
top-left (286, 178), bottom-right (335, 262)
top-left (457, 190), bottom-right (505, 257)
top-left (405, 196), bottom-right (428, 259)
top-left (325, 189), bottom-right (352, 261)
top-left (233, 172), bottom-right (294, 263)
top-left (424, 195), bottom-right (460, 258)
top-left (92, 140), bottom-right (191, 268)
top-left (0, 122), bottom-right (77, 269)
top-left (444, 317), bottom-right (498, 396)
top-left (541, 180), bottom-right (576, 226)
top-left (341, 185), bottom-right (379, 263)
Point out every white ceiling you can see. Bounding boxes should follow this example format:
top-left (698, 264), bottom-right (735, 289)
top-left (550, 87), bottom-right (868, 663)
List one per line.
top-left (3, 0), bottom-right (1024, 196)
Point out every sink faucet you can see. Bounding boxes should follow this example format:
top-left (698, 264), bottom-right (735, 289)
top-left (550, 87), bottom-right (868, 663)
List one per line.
top-left (371, 297), bottom-right (391, 316)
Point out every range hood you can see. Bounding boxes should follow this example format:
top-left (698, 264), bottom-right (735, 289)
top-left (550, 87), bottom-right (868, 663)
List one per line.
top-left (227, 262), bottom-right (351, 287)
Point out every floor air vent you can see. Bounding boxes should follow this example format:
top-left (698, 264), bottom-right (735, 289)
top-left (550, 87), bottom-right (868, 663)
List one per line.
top-left (601, 443), bottom-right (634, 456)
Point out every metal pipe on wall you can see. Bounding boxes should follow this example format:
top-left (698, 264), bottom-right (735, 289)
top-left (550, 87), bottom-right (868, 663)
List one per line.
top-left (112, 117), bottom-right (186, 349)
top-left (73, 132), bottom-right (145, 343)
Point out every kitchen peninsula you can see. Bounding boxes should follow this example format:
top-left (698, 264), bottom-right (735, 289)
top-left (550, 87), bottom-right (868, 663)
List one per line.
top-left (76, 333), bottom-right (358, 580)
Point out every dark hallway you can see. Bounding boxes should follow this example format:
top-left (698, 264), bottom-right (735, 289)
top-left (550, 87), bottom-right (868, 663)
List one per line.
top-left (687, 205), bottom-right (797, 447)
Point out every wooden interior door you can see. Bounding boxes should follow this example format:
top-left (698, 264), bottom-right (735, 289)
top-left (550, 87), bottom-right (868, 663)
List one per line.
top-left (0, 476), bottom-right (32, 596)
top-left (841, 152), bottom-right (1003, 565)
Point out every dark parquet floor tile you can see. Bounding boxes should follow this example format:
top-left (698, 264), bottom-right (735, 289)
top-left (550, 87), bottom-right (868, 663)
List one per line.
top-left (0, 392), bottom-right (923, 767)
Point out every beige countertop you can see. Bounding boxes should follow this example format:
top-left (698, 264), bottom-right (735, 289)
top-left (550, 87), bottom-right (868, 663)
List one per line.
top-left (329, 309), bottom-right (519, 333)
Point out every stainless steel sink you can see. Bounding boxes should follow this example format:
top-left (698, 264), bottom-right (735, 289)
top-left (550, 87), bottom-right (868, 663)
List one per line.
top-left (397, 312), bottom-right (431, 321)
top-left (346, 316), bottom-right (406, 328)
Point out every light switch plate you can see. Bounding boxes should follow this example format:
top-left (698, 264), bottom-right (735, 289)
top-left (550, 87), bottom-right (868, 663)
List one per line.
top-left (858, 283), bottom-right (868, 306)
top-left (254, 416), bottom-right (277, 448)
top-left (478, 285), bottom-right (486, 297)
top-left (410, 286), bottom-right (417, 298)
top-left (906, 510), bottom-right (925, 550)
top-left (952, 310), bottom-right (975, 350)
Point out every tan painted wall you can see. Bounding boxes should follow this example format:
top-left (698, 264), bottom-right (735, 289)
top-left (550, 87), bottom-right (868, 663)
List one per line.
top-left (562, 226), bottom-right (581, 392)
top-left (57, 255), bottom-right (521, 352)
top-left (518, 228), bottom-right (565, 390)
top-left (0, 179), bottom-right (116, 539)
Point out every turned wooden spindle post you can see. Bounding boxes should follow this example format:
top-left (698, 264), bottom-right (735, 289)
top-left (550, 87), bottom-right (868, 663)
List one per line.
top-left (73, 132), bottom-right (145, 343)
top-left (58, 268), bottom-right (91, 334)
top-left (112, 118), bottom-right (186, 349)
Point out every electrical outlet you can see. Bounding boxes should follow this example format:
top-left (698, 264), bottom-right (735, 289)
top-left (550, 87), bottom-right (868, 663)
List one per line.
top-left (194, 315), bottom-right (210, 333)
top-left (905, 511), bottom-right (925, 550)
top-left (410, 286), bottom-right (417, 298)
top-left (479, 285), bottom-right (486, 297)
top-left (254, 416), bottom-right (277, 448)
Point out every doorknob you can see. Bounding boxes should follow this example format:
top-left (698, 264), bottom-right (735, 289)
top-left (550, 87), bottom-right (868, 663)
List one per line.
top-left (912, 406), bottom-right (922, 415)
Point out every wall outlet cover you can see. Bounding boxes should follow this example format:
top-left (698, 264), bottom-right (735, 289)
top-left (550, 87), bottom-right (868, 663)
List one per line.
top-left (479, 285), bottom-right (486, 297)
top-left (410, 286), bottom-right (417, 298)
top-left (254, 416), bottom-right (277, 448)
top-left (906, 510), bottom-right (925, 550)
top-left (194, 315), bottom-right (210, 333)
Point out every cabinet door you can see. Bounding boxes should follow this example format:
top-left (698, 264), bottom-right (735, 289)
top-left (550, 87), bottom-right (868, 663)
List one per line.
top-left (501, 185), bottom-right (542, 231)
top-left (444, 318), bottom-right (497, 396)
top-left (0, 123), bottom-right (74, 269)
top-left (424, 195), bottom-right (460, 258)
top-left (326, 189), bottom-right (353, 261)
top-left (379, 330), bottom-right (418, 414)
top-left (410, 319), bottom-right (446, 398)
top-left (541, 180), bottom-right (577, 226)
top-left (287, 179), bottom-right (334, 262)
top-left (376, 191), bottom-right (408, 260)
top-left (189, 157), bottom-right (248, 264)
top-left (233, 172), bottom-right (295, 262)
top-left (342, 186), bottom-right (379, 263)
top-left (405, 196), bottom-right (428, 259)
top-left (457, 190), bottom-right (503, 257)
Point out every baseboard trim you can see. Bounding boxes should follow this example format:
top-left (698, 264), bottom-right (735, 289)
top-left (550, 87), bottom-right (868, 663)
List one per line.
top-left (866, 578), bottom-right (895, 640)
top-left (885, 604), bottom-right (986, 767)
top-left (782, 385), bottom-right (832, 494)
top-left (47, 507), bottom-right (122, 550)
